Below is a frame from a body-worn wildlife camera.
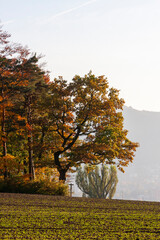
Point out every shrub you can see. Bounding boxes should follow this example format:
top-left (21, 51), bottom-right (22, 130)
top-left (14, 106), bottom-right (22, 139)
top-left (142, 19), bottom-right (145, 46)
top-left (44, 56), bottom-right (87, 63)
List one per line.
top-left (0, 177), bottom-right (68, 196)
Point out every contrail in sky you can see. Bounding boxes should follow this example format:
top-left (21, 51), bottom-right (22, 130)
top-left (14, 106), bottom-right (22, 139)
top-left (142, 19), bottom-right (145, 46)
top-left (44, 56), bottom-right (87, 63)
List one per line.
top-left (42, 0), bottom-right (97, 24)
top-left (0, 20), bottom-right (14, 26)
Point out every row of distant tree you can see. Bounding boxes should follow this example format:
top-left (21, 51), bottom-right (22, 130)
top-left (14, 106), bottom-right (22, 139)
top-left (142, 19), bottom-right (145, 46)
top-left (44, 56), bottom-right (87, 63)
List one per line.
top-left (0, 26), bottom-right (138, 183)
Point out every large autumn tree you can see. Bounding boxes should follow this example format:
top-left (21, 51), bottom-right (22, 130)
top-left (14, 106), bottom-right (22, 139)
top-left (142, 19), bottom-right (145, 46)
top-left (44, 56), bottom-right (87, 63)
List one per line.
top-left (41, 72), bottom-right (138, 181)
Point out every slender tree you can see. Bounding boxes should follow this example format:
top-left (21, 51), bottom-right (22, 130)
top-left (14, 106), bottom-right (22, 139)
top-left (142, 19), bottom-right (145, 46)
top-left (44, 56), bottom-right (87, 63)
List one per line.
top-left (0, 26), bottom-right (48, 180)
top-left (0, 26), bottom-right (29, 178)
top-left (12, 55), bottom-right (48, 180)
top-left (76, 164), bottom-right (118, 199)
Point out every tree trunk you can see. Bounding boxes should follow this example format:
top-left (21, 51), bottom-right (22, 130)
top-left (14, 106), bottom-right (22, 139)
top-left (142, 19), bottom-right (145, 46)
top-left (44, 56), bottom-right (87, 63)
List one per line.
top-left (38, 128), bottom-right (45, 161)
top-left (59, 169), bottom-right (67, 182)
top-left (28, 130), bottom-right (35, 180)
top-left (23, 159), bottom-right (27, 174)
top-left (54, 152), bottom-right (67, 182)
top-left (27, 95), bottom-right (35, 180)
top-left (1, 87), bottom-right (8, 179)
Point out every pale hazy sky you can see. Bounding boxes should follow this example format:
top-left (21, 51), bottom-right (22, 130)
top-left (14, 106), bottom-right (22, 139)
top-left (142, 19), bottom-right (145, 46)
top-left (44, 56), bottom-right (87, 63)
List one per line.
top-left (1, 0), bottom-right (160, 111)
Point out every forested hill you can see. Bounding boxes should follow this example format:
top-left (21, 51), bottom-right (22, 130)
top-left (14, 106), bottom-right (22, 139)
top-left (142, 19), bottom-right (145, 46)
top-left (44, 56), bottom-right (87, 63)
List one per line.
top-left (114, 106), bottom-right (160, 201)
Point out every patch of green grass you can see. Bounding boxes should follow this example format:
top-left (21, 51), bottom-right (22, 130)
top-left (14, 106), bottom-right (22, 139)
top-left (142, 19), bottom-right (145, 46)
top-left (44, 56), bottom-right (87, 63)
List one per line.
top-left (0, 193), bottom-right (160, 239)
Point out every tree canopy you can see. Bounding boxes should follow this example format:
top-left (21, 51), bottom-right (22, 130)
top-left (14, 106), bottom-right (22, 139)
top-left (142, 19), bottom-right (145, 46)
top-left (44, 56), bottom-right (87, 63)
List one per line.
top-left (44, 73), bottom-right (138, 181)
top-left (0, 26), bottom-right (139, 182)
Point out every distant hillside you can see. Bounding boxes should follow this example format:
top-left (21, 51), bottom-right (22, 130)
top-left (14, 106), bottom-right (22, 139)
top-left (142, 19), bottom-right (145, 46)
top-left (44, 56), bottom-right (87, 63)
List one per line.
top-left (114, 106), bottom-right (160, 201)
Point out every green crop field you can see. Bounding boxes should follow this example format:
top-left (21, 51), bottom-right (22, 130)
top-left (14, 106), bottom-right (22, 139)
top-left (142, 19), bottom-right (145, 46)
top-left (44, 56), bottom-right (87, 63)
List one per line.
top-left (0, 193), bottom-right (160, 239)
